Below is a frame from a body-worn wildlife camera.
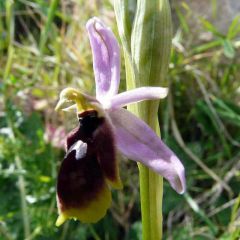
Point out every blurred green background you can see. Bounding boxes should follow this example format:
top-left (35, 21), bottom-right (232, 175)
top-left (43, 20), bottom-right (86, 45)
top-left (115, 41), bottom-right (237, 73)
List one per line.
top-left (0, 0), bottom-right (240, 239)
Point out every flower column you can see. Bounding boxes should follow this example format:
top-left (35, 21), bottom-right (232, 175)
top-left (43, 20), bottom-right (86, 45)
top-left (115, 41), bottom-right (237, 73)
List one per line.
top-left (115, 0), bottom-right (172, 239)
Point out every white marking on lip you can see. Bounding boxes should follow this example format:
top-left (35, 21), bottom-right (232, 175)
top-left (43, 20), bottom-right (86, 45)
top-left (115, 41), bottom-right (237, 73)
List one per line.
top-left (67, 140), bottom-right (87, 160)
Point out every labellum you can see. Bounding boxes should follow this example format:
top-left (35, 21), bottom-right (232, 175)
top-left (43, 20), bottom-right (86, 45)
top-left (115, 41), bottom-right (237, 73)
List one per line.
top-left (56, 110), bottom-right (122, 226)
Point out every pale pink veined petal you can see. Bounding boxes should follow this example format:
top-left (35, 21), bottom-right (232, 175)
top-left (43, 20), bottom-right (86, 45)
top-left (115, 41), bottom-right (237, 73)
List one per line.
top-left (86, 17), bottom-right (120, 101)
top-left (108, 108), bottom-right (186, 194)
top-left (109, 87), bottom-right (168, 109)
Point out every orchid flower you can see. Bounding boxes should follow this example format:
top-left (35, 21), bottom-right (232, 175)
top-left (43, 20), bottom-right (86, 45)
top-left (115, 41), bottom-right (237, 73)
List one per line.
top-left (55, 17), bottom-right (186, 226)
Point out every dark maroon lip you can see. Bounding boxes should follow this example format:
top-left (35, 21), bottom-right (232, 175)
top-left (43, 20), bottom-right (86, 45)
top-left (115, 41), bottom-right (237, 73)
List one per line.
top-left (78, 109), bottom-right (97, 119)
top-left (57, 148), bottom-right (105, 210)
top-left (57, 108), bottom-right (118, 212)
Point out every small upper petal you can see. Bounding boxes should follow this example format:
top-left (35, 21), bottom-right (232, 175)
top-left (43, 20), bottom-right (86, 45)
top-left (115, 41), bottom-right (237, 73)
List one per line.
top-left (108, 108), bottom-right (186, 194)
top-left (86, 17), bottom-right (120, 101)
top-left (109, 87), bottom-right (168, 109)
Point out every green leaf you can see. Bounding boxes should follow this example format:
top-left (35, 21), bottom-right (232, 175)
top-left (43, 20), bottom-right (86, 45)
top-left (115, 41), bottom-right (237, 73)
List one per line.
top-left (212, 97), bottom-right (240, 127)
top-left (192, 39), bottom-right (222, 54)
top-left (114, 0), bottom-right (133, 55)
top-left (127, 221), bottom-right (142, 240)
top-left (175, 6), bottom-right (189, 34)
top-left (222, 39), bottom-right (235, 59)
top-left (200, 17), bottom-right (223, 38)
top-left (227, 16), bottom-right (240, 40)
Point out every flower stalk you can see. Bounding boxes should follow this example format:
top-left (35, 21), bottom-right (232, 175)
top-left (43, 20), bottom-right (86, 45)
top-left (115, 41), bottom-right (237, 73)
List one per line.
top-left (115, 0), bottom-right (172, 239)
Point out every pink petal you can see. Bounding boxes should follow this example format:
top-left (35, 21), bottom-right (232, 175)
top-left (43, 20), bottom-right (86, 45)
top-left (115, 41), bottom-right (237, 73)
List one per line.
top-left (109, 87), bottom-right (168, 109)
top-left (108, 108), bottom-right (186, 194)
top-left (86, 17), bottom-right (120, 101)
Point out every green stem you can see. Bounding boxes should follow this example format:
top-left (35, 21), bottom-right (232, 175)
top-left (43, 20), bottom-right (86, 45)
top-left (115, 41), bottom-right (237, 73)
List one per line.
top-left (15, 155), bottom-right (31, 238)
top-left (128, 101), bottom-right (163, 240)
top-left (138, 167), bottom-right (163, 239)
top-left (4, 2), bottom-right (30, 237)
top-left (149, 170), bottom-right (163, 239)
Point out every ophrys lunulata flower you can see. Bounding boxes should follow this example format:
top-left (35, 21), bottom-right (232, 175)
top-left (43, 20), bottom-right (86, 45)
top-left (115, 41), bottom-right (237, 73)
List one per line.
top-left (55, 18), bottom-right (186, 226)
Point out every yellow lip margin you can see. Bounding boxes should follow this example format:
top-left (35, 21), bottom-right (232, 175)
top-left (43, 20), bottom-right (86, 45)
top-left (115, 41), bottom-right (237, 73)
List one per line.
top-left (56, 181), bottom-right (112, 226)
